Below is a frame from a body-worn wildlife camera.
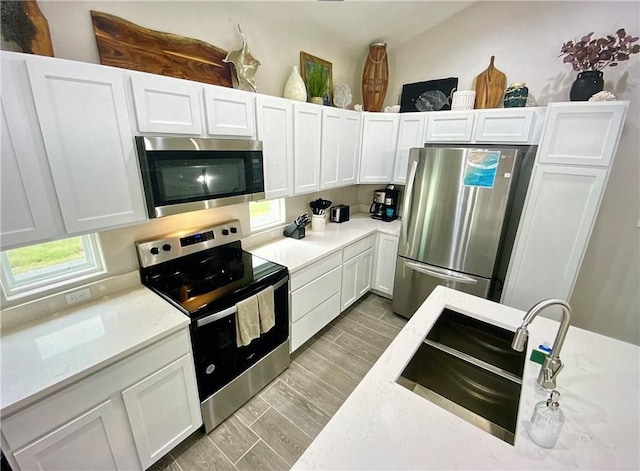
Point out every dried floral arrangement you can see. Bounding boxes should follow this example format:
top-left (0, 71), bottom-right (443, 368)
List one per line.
top-left (559, 28), bottom-right (640, 72)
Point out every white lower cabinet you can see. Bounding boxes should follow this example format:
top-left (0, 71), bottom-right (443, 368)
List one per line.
top-left (341, 236), bottom-right (376, 311)
top-left (2, 329), bottom-right (201, 471)
top-left (290, 251), bottom-right (342, 352)
top-left (122, 354), bottom-right (202, 469)
top-left (13, 399), bottom-right (136, 471)
top-left (372, 233), bottom-right (399, 297)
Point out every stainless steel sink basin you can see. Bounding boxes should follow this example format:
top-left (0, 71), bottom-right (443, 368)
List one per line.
top-left (397, 309), bottom-right (526, 445)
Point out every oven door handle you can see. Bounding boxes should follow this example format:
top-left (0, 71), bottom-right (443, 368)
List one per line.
top-left (195, 276), bottom-right (288, 328)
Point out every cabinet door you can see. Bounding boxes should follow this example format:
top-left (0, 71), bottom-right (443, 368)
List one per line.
top-left (293, 102), bottom-right (322, 194)
top-left (360, 114), bottom-right (399, 183)
top-left (341, 255), bottom-right (359, 311)
top-left (536, 102), bottom-right (627, 167)
top-left (502, 165), bottom-right (607, 311)
top-left (122, 354), bottom-right (202, 470)
top-left (27, 58), bottom-right (147, 233)
top-left (13, 400), bottom-right (136, 471)
top-left (356, 248), bottom-right (374, 298)
top-left (0, 58), bottom-right (60, 250)
top-left (130, 74), bottom-right (203, 134)
top-left (204, 86), bottom-right (256, 137)
top-left (320, 108), bottom-right (342, 189)
top-left (338, 110), bottom-right (362, 186)
top-left (393, 113), bottom-right (426, 184)
top-left (473, 108), bottom-right (539, 143)
top-left (374, 234), bottom-right (399, 296)
top-left (426, 111), bottom-right (474, 142)
top-left (256, 96), bottom-right (294, 199)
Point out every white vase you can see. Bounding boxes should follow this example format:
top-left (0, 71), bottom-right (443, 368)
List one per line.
top-left (283, 66), bottom-right (307, 102)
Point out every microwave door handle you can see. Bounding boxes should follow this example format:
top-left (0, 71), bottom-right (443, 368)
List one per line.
top-left (404, 260), bottom-right (478, 284)
top-left (402, 159), bottom-right (419, 247)
top-left (195, 276), bottom-right (288, 328)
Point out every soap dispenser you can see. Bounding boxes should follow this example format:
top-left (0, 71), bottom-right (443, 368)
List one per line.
top-left (527, 389), bottom-right (565, 448)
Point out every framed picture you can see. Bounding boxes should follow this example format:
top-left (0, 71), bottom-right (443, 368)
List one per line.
top-left (300, 51), bottom-right (333, 106)
top-left (400, 77), bottom-right (459, 112)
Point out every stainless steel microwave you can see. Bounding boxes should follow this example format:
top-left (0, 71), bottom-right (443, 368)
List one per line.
top-left (135, 137), bottom-right (265, 218)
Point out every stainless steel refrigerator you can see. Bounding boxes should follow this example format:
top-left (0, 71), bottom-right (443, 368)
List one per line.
top-left (392, 144), bottom-right (535, 319)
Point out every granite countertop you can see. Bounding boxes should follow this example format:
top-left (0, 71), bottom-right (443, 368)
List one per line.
top-left (0, 286), bottom-right (189, 416)
top-left (249, 214), bottom-right (401, 273)
top-left (293, 286), bottom-right (640, 470)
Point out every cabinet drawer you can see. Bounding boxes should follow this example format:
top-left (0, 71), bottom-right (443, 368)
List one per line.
top-left (291, 266), bottom-right (341, 322)
top-left (343, 234), bottom-right (376, 261)
top-left (290, 292), bottom-right (341, 352)
top-left (290, 250), bottom-right (342, 291)
top-left (2, 329), bottom-right (191, 450)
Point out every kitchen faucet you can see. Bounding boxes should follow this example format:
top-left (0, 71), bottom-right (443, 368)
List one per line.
top-left (511, 299), bottom-right (572, 389)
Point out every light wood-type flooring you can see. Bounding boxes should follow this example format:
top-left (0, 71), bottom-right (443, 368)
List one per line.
top-left (150, 293), bottom-right (407, 471)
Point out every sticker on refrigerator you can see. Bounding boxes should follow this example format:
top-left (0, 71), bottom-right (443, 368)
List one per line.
top-left (463, 150), bottom-right (501, 188)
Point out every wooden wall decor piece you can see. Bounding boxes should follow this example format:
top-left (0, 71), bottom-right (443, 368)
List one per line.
top-left (472, 56), bottom-right (507, 109)
top-left (90, 10), bottom-right (232, 87)
top-left (24, 1), bottom-right (54, 56)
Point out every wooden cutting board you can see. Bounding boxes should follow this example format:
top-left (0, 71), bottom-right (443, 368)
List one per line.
top-left (472, 56), bottom-right (506, 109)
top-left (91, 10), bottom-right (232, 87)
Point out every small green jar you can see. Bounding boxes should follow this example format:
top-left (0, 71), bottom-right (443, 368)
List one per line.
top-left (503, 82), bottom-right (528, 108)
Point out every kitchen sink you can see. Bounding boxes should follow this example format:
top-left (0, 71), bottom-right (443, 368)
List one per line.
top-left (397, 309), bottom-right (527, 445)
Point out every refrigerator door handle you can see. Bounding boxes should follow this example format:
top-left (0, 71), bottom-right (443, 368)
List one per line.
top-left (402, 159), bottom-right (419, 246)
top-left (404, 260), bottom-right (479, 284)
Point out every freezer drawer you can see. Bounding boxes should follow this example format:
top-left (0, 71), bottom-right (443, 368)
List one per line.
top-left (392, 257), bottom-right (491, 319)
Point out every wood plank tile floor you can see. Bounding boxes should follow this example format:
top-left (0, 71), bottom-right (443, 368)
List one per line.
top-left (150, 293), bottom-right (407, 471)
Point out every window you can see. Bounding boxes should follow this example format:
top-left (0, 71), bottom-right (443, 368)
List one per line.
top-left (1, 235), bottom-right (104, 298)
top-left (249, 199), bottom-right (286, 231)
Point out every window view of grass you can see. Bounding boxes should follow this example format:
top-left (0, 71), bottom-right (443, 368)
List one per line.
top-left (6, 237), bottom-right (85, 275)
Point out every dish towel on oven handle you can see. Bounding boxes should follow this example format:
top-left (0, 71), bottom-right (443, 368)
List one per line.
top-left (257, 285), bottom-right (275, 333)
top-left (235, 295), bottom-right (260, 347)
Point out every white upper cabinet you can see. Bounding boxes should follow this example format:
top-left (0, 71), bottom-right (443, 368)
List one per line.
top-left (320, 108), bottom-right (361, 189)
top-left (473, 108), bottom-right (545, 144)
top-left (26, 56), bottom-right (147, 234)
top-left (426, 111), bottom-right (474, 142)
top-left (536, 102), bottom-right (627, 167)
top-left (0, 56), bottom-right (61, 250)
top-left (204, 86), bottom-right (256, 138)
top-left (360, 113), bottom-right (399, 184)
top-left (293, 102), bottom-right (322, 195)
top-left (256, 95), bottom-right (294, 199)
top-left (130, 73), bottom-right (203, 135)
top-left (393, 113), bottom-right (427, 184)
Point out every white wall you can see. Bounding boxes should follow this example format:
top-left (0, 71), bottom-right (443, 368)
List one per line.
top-left (389, 1), bottom-right (640, 344)
top-left (38, 1), bottom-right (363, 102)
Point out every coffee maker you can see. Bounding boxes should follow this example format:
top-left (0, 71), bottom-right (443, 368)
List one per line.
top-left (370, 185), bottom-right (399, 221)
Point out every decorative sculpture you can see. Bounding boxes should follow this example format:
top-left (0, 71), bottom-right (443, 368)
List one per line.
top-left (224, 25), bottom-right (260, 92)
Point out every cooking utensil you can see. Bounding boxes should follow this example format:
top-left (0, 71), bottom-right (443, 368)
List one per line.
top-left (310, 198), bottom-right (332, 215)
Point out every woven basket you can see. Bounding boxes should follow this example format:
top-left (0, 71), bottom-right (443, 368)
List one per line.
top-left (362, 43), bottom-right (388, 112)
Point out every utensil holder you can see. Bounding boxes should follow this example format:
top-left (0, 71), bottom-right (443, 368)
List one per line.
top-left (451, 90), bottom-right (476, 110)
top-left (311, 214), bottom-right (326, 232)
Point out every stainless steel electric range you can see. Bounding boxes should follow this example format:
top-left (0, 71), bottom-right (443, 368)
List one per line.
top-left (136, 220), bottom-right (289, 432)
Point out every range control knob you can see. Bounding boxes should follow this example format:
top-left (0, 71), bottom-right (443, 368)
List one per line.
top-left (221, 229), bottom-right (229, 236)
top-left (150, 247), bottom-right (160, 255)
top-left (162, 243), bottom-right (172, 252)
top-left (230, 227), bottom-right (238, 234)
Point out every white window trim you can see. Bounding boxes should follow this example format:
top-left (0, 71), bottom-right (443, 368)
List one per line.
top-left (1, 234), bottom-right (106, 300)
top-left (249, 198), bottom-right (286, 233)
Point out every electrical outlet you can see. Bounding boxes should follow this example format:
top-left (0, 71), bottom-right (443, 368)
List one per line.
top-left (65, 288), bottom-right (92, 305)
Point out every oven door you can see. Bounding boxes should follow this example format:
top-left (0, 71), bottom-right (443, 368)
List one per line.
top-left (136, 136), bottom-right (265, 218)
top-left (190, 273), bottom-right (289, 401)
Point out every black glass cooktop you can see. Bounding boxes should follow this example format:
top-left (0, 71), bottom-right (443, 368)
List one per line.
top-left (140, 241), bottom-right (287, 318)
